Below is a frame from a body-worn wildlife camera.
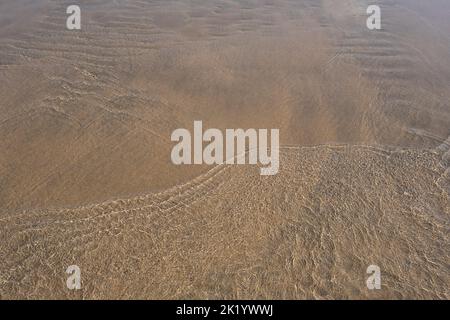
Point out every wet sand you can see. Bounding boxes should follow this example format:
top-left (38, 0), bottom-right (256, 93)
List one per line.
top-left (0, 0), bottom-right (449, 299)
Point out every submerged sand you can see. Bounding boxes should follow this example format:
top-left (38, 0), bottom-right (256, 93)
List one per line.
top-left (0, 0), bottom-right (449, 299)
top-left (1, 145), bottom-right (449, 299)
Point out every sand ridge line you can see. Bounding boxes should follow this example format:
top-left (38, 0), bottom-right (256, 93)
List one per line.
top-left (1, 143), bottom-right (435, 226)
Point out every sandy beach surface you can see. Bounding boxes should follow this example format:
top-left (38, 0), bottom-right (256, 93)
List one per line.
top-left (0, 0), bottom-right (449, 299)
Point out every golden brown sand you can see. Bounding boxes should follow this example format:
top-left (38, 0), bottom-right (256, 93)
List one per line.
top-left (0, 0), bottom-right (449, 299)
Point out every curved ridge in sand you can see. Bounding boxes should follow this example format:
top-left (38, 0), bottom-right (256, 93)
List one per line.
top-left (1, 145), bottom-right (448, 299)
